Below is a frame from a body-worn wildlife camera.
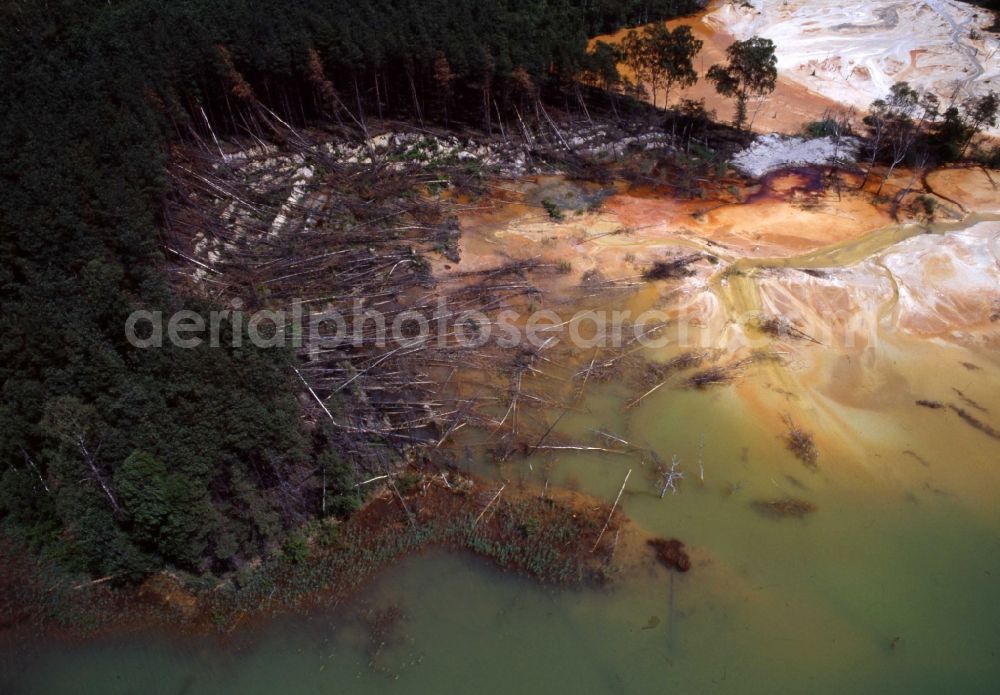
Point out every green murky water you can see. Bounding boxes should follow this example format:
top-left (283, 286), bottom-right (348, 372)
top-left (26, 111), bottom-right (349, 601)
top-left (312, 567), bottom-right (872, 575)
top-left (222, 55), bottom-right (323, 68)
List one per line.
top-left (5, 208), bottom-right (1000, 694)
top-left (7, 475), bottom-right (1000, 694)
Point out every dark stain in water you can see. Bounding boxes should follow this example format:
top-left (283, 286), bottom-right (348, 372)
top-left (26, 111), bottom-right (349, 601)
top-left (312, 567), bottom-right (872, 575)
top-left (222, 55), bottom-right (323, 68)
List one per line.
top-left (744, 166), bottom-right (828, 206)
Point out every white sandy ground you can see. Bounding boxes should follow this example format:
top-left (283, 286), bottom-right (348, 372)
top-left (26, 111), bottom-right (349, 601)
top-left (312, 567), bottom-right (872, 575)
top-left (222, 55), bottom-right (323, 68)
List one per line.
top-left (731, 133), bottom-right (862, 177)
top-left (743, 222), bottom-right (1000, 347)
top-left (880, 221), bottom-right (1000, 335)
top-left (651, 221), bottom-right (1000, 352)
top-left (706, 0), bottom-right (1000, 132)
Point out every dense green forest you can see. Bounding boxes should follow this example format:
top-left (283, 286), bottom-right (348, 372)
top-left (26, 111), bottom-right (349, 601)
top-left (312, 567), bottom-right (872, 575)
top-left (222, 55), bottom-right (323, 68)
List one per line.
top-left (0, 0), bottom-right (705, 582)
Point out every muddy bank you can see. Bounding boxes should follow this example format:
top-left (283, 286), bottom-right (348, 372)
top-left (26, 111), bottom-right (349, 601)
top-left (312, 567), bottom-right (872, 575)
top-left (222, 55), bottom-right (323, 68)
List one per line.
top-left (0, 467), bottom-right (644, 643)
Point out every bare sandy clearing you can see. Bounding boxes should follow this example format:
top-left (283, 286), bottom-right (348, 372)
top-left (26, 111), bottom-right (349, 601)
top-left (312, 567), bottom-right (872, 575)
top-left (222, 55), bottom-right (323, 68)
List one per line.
top-left (706, 0), bottom-right (1000, 133)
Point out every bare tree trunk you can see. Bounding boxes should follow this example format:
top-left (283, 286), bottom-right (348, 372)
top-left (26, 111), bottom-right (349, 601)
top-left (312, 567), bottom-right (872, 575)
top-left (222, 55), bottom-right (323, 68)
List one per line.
top-left (20, 447), bottom-right (49, 494)
top-left (747, 96), bottom-right (769, 132)
top-left (353, 77), bottom-right (374, 159)
top-left (494, 98), bottom-right (508, 142)
top-left (482, 81), bottom-right (492, 134)
top-left (735, 94), bottom-right (748, 131)
top-left (575, 83), bottom-right (592, 123)
top-left (592, 469), bottom-right (631, 552)
top-left (373, 71), bottom-right (383, 121)
top-left (77, 436), bottom-right (119, 513)
top-left (877, 132), bottom-right (915, 196)
top-left (538, 100), bottom-right (572, 152)
top-left (609, 88), bottom-right (620, 121)
top-left (876, 164), bottom-right (895, 196)
top-left (890, 152), bottom-right (927, 219)
top-left (860, 123), bottom-right (884, 191)
top-left (407, 69), bottom-right (424, 125)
